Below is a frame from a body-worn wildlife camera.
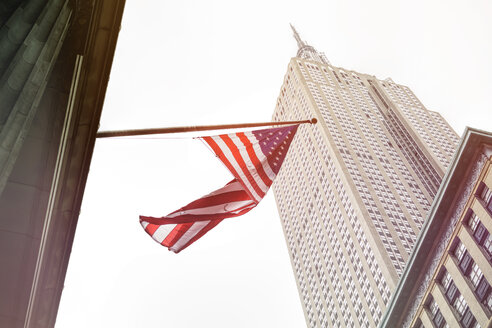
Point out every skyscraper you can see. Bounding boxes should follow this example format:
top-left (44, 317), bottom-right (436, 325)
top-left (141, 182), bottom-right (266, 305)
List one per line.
top-left (271, 26), bottom-right (459, 327)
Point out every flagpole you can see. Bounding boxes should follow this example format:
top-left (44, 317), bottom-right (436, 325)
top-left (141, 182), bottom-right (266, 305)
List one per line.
top-left (96, 118), bottom-right (317, 138)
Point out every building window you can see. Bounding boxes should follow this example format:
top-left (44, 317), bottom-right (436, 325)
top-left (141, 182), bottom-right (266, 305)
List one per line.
top-left (453, 294), bottom-right (467, 316)
top-left (440, 270), bottom-right (453, 290)
top-left (473, 223), bottom-right (489, 245)
top-left (454, 241), bottom-right (467, 261)
top-left (467, 211), bottom-right (480, 232)
top-left (483, 234), bottom-right (492, 257)
top-left (452, 294), bottom-right (477, 328)
top-left (486, 290), bottom-right (492, 312)
top-left (453, 241), bottom-right (472, 274)
top-left (433, 311), bottom-right (446, 328)
top-left (427, 297), bottom-right (447, 328)
top-left (460, 308), bottom-right (476, 328)
top-left (478, 183), bottom-right (492, 213)
top-left (468, 263), bottom-right (483, 289)
top-left (413, 318), bottom-right (425, 328)
top-left (440, 270), bottom-right (459, 303)
top-left (476, 276), bottom-right (491, 302)
top-left (445, 281), bottom-right (459, 303)
top-left (465, 210), bottom-right (492, 259)
top-left (459, 252), bottom-right (473, 274)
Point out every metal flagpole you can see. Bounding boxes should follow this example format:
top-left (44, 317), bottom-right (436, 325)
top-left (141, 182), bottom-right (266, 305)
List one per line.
top-left (96, 118), bottom-right (317, 138)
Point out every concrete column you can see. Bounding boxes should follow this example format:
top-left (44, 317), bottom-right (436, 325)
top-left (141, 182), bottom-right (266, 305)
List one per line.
top-left (484, 165), bottom-right (492, 191)
top-left (419, 309), bottom-right (436, 328)
top-left (471, 198), bottom-right (492, 233)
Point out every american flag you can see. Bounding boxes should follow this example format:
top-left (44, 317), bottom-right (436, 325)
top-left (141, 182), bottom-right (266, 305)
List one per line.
top-left (139, 124), bottom-right (299, 253)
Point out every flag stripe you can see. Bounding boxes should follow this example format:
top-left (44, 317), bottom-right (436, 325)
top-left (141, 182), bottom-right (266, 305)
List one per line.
top-left (202, 136), bottom-right (249, 198)
top-left (206, 179), bottom-right (244, 195)
top-left (211, 135), bottom-right (262, 202)
top-left (220, 134), bottom-right (265, 199)
top-left (237, 132), bottom-right (273, 188)
top-left (144, 222), bottom-right (159, 235)
top-left (163, 222), bottom-right (194, 246)
top-left (152, 224), bottom-right (177, 243)
top-left (166, 190), bottom-right (251, 216)
top-left (140, 201), bottom-right (255, 225)
top-left (167, 200), bottom-right (255, 218)
top-left (141, 197), bottom-right (256, 252)
top-left (170, 220), bottom-right (211, 252)
top-left (227, 133), bottom-right (270, 192)
top-left (171, 219), bottom-right (223, 253)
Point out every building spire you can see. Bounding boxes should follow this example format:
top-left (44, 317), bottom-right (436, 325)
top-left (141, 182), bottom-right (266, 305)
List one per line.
top-left (290, 23), bottom-right (306, 49)
top-left (289, 24), bottom-right (330, 65)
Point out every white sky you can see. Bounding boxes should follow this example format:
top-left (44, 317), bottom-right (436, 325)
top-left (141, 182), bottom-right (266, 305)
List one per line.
top-left (56, 1), bottom-right (492, 327)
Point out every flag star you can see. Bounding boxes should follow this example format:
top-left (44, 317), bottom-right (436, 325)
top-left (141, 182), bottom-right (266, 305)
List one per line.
top-left (276, 137), bottom-right (279, 140)
top-left (275, 157), bottom-right (279, 160)
top-left (281, 146), bottom-right (284, 149)
top-left (274, 163), bottom-right (277, 166)
top-left (274, 142), bottom-right (277, 145)
top-left (269, 151), bottom-right (272, 155)
top-left (269, 132), bottom-right (273, 135)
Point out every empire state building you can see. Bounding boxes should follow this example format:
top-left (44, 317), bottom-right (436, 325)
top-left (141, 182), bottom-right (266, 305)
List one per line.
top-left (272, 26), bottom-right (459, 327)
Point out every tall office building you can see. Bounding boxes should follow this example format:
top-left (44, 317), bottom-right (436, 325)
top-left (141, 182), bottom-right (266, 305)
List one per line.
top-left (271, 26), bottom-right (459, 327)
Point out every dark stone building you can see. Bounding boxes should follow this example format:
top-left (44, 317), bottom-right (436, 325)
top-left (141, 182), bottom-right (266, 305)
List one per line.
top-left (0, 1), bottom-right (125, 326)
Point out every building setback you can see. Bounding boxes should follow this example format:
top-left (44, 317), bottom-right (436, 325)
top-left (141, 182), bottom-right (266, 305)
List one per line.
top-left (271, 26), bottom-right (459, 327)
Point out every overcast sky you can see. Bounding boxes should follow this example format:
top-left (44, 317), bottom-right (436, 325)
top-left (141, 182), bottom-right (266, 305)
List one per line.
top-left (56, 1), bottom-right (492, 327)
